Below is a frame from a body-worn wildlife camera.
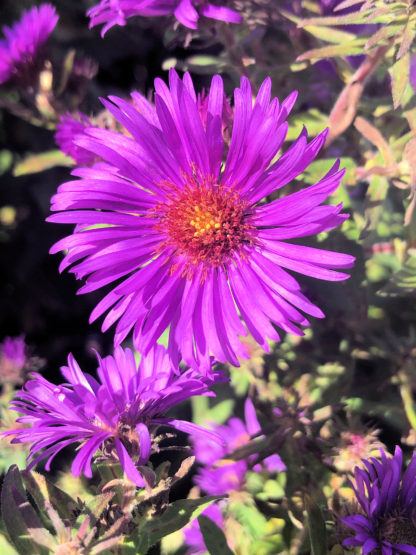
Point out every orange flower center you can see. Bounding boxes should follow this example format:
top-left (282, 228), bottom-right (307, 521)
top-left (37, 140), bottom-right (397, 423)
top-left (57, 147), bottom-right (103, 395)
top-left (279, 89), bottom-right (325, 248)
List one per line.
top-left (153, 172), bottom-right (255, 277)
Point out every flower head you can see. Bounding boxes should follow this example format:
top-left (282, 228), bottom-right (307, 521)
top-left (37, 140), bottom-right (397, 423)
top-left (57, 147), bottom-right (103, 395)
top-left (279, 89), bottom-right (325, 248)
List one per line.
top-left (192, 398), bottom-right (285, 495)
top-left (0, 4), bottom-right (58, 85)
top-left (88, 0), bottom-right (242, 35)
top-left (49, 70), bottom-right (354, 373)
top-left (2, 345), bottom-right (226, 487)
top-left (0, 336), bottom-right (29, 385)
top-left (342, 446), bottom-right (416, 554)
top-left (55, 112), bottom-right (97, 166)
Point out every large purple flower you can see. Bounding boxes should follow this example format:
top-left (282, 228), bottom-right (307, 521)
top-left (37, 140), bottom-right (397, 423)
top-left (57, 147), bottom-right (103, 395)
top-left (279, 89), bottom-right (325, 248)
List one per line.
top-left (0, 4), bottom-right (58, 85)
top-left (192, 398), bottom-right (285, 495)
top-left (88, 0), bottom-right (242, 35)
top-left (48, 70), bottom-right (354, 373)
top-left (2, 345), bottom-right (226, 487)
top-left (342, 446), bottom-right (416, 554)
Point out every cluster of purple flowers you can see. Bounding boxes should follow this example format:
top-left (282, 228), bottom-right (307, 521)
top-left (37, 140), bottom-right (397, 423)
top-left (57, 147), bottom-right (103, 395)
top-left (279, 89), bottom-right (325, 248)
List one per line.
top-left (3, 0), bottom-right (355, 495)
top-left (1, 4), bottom-right (384, 554)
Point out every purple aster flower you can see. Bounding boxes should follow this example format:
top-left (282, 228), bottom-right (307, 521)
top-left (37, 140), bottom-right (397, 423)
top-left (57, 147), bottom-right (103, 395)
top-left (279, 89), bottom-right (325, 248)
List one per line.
top-left (88, 0), bottom-right (242, 35)
top-left (0, 336), bottom-right (29, 385)
top-left (2, 345), bottom-right (226, 487)
top-left (342, 446), bottom-right (416, 554)
top-left (0, 4), bottom-right (58, 85)
top-left (192, 398), bottom-right (285, 495)
top-left (55, 112), bottom-right (97, 166)
top-left (183, 503), bottom-right (225, 554)
top-left (48, 69), bottom-right (354, 373)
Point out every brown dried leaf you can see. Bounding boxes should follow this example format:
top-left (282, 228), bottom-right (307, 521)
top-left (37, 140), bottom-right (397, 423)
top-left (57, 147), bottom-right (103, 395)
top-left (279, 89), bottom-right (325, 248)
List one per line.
top-left (354, 117), bottom-right (394, 165)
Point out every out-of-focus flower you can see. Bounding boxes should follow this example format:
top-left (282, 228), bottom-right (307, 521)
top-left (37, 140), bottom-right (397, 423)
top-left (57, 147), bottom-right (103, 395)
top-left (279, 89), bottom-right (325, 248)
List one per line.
top-left (0, 4), bottom-right (58, 85)
top-left (342, 446), bottom-right (416, 554)
top-left (333, 428), bottom-right (385, 474)
top-left (88, 0), bottom-right (242, 36)
top-left (48, 69), bottom-right (354, 373)
top-left (2, 345), bottom-right (226, 487)
top-left (183, 399), bottom-right (283, 553)
top-left (0, 336), bottom-right (29, 385)
top-left (410, 54), bottom-right (416, 93)
top-left (192, 398), bottom-right (285, 495)
top-left (183, 503), bottom-right (225, 554)
top-left (55, 112), bottom-right (97, 166)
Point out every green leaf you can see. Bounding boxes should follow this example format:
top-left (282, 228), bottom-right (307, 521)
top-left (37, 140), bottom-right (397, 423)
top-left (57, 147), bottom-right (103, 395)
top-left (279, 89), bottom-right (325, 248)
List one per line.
top-left (1, 466), bottom-right (45, 555)
top-left (133, 496), bottom-right (224, 554)
top-left (198, 515), bottom-right (233, 555)
top-left (305, 496), bottom-right (327, 555)
top-left (185, 56), bottom-right (228, 75)
top-left (0, 150), bottom-right (12, 175)
top-left (22, 471), bottom-right (79, 522)
top-left (302, 24), bottom-right (356, 43)
top-left (13, 150), bottom-right (73, 176)
top-left (297, 40), bottom-right (367, 62)
top-left (378, 253), bottom-right (416, 296)
top-left (285, 109), bottom-right (328, 142)
top-left (0, 534), bottom-right (19, 555)
top-left (389, 53), bottom-right (410, 109)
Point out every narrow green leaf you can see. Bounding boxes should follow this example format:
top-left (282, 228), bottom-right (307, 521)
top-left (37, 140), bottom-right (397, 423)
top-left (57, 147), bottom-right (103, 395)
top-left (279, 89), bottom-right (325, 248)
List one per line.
top-left (297, 40), bottom-right (366, 62)
top-left (13, 150), bottom-right (73, 176)
top-left (303, 24), bottom-right (356, 43)
top-left (198, 515), bottom-right (233, 555)
top-left (305, 496), bottom-right (327, 555)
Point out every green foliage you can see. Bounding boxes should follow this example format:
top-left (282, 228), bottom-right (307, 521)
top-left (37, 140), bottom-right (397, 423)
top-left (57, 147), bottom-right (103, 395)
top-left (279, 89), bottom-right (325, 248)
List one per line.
top-left (131, 496), bottom-right (224, 554)
top-left (198, 515), bottom-right (234, 555)
top-left (13, 150), bottom-right (73, 176)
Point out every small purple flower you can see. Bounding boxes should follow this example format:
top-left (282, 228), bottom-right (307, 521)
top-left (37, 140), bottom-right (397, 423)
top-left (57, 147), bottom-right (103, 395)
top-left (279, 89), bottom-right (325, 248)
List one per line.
top-left (0, 4), bottom-right (58, 85)
top-left (48, 70), bottom-right (354, 373)
top-left (0, 336), bottom-right (29, 384)
top-left (342, 446), bottom-right (416, 554)
top-left (192, 398), bottom-right (285, 495)
top-left (2, 345), bottom-right (226, 487)
top-left (88, 0), bottom-right (242, 35)
top-left (55, 112), bottom-right (97, 166)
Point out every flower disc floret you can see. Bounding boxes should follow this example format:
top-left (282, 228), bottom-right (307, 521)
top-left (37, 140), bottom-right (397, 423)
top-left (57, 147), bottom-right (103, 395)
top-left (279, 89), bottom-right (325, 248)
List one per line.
top-left (154, 175), bottom-right (255, 275)
top-left (2, 345), bottom-right (226, 487)
top-left (48, 70), bottom-right (355, 373)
